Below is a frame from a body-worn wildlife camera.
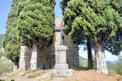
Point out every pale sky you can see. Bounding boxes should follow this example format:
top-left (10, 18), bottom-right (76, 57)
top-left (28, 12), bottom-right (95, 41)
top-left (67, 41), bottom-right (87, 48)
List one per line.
top-left (0, 0), bottom-right (12, 34)
top-left (0, 0), bottom-right (63, 34)
top-left (79, 45), bottom-right (121, 62)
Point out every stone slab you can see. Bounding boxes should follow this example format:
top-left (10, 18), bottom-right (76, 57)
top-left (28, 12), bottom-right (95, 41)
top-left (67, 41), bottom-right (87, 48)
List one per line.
top-left (56, 45), bottom-right (67, 50)
top-left (52, 69), bottom-right (73, 77)
top-left (54, 64), bottom-right (68, 69)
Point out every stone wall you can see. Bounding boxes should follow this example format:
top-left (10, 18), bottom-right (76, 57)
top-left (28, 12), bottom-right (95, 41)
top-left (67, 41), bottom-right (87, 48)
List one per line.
top-left (64, 35), bottom-right (79, 68)
top-left (19, 18), bottom-right (79, 71)
top-left (37, 45), bottom-right (55, 69)
top-left (54, 32), bottom-right (79, 68)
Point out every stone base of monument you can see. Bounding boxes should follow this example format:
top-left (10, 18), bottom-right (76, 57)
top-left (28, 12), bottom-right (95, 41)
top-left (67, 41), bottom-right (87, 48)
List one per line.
top-left (54, 64), bottom-right (68, 69)
top-left (52, 69), bottom-right (73, 77)
top-left (52, 45), bottom-right (73, 77)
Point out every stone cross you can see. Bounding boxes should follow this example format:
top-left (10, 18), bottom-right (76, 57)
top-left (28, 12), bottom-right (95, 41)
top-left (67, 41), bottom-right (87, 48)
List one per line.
top-left (60, 21), bottom-right (64, 45)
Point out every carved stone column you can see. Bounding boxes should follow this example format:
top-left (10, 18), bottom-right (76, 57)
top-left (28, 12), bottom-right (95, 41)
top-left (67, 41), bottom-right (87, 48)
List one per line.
top-left (53, 45), bottom-right (73, 77)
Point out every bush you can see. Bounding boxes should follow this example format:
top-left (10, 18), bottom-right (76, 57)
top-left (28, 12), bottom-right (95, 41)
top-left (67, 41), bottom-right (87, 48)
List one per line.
top-left (0, 56), bottom-right (14, 73)
top-left (117, 62), bottom-right (122, 75)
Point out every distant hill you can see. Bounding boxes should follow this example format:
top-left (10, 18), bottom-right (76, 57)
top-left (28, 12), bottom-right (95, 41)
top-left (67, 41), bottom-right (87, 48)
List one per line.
top-left (79, 56), bottom-right (88, 67)
top-left (107, 60), bottom-right (121, 65)
top-left (79, 56), bottom-right (121, 72)
top-left (107, 60), bottom-right (122, 73)
top-left (0, 34), bottom-right (4, 48)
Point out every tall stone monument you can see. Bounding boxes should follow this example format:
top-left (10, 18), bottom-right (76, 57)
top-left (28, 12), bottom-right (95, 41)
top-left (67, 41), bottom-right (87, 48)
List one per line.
top-left (52, 18), bottom-right (73, 77)
top-left (19, 18), bottom-right (79, 72)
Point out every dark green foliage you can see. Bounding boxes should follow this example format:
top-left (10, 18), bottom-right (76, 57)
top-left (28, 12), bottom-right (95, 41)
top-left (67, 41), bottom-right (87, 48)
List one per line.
top-left (0, 34), bottom-right (4, 48)
top-left (61, 0), bottom-right (70, 14)
top-left (0, 80), bottom-right (5, 81)
top-left (104, 0), bottom-right (122, 55)
top-left (4, 0), bottom-right (21, 66)
top-left (17, 0), bottom-right (55, 49)
top-left (62, 0), bottom-right (121, 73)
top-left (63, 0), bottom-right (121, 44)
top-left (105, 28), bottom-right (122, 55)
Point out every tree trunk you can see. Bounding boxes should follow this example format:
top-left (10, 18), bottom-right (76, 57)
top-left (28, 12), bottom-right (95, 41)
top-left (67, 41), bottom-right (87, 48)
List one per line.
top-left (87, 40), bottom-right (93, 69)
top-left (95, 41), bottom-right (108, 74)
top-left (31, 43), bottom-right (38, 70)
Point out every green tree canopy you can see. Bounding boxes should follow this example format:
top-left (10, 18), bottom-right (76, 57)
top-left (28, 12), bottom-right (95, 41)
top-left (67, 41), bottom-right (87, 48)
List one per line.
top-left (17, 0), bottom-right (55, 49)
top-left (104, 0), bottom-right (122, 55)
top-left (0, 34), bottom-right (4, 48)
top-left (63, 0), bottom-right (121, 43)
top-left (62, 0), bottom-right (121, 74)
top-left (4, 0), bottom-right (21, 66)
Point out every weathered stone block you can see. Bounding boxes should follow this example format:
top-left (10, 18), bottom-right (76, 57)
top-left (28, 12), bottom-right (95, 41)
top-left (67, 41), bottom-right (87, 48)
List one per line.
top-left (19, 46), bottom-right (31, 71)
top-left (53, 69), bottom-right (73, 77)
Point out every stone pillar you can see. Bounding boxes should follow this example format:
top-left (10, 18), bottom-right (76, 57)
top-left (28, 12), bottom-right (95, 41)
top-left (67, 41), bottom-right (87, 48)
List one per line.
top-left (19, 46), bottom-right (31, 71)
top-left (53, 45), bottom-right (73, 77)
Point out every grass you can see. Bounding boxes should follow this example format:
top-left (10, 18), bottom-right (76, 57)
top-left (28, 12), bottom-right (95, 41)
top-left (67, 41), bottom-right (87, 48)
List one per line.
top-left (38, 75), bottom-right (53, 81)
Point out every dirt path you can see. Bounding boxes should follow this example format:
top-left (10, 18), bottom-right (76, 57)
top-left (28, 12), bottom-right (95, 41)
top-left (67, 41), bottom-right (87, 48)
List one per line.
top-left (5, 70), bottom-right (122, 81)
top-left (52, 70), bottom-right (122, 81)
top-left (6, 73), bottom-right (36, 81)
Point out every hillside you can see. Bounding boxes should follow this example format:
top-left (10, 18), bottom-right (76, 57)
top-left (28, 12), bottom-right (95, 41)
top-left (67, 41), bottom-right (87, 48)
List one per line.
top-left (0, 34), bottom-right (4, 48)
top-left (0, 48), bottom-right (14, 76)
top-left (79, 56), bottom-right (88, 67)
top-left (79, 56), bottom-right (121, 73)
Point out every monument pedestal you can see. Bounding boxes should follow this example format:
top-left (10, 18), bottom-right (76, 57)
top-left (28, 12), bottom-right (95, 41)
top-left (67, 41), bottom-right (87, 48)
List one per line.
top-left (53, 45), bottom-right (73, 77)
top-left (53, 69), bottom-right (73, 77)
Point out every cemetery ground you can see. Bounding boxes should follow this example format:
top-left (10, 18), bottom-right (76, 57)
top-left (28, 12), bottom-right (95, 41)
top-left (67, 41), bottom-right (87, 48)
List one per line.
top-left (0, 49), bottom-right (122, 81)
top-left (3, 69), bottom-right (122, 81)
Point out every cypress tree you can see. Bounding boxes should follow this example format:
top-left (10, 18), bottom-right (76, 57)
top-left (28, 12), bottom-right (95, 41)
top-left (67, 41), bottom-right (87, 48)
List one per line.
top-left (61, 0), bottom-right (93, 69)
top-left (17, 0), bottom-right (55, 70)
top-left (17, 0), bottom-right (55, 49)
top-left (4, 0), bottom-right (21, 67)
top-left (62, 0), bottom-right (121, 74)
top-left (104, 0), bottom-right (122, 55)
